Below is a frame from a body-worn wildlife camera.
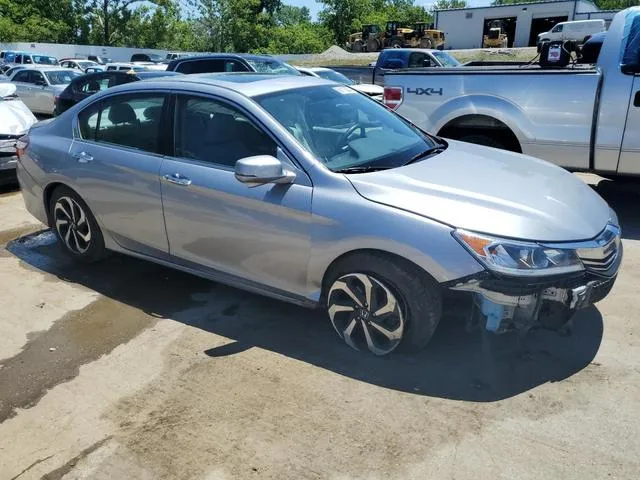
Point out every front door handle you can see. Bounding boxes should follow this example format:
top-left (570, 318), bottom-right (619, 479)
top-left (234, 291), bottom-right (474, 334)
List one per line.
top-left (163, 173), bottom-right (192, 186)
top-left (634, 91), bottom-right (640, 107)
top-left (72, 151), bottom-right (93, 163)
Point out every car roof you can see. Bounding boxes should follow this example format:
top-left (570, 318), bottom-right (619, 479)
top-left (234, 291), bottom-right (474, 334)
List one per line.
top-left (171, 53), bottom-right (276, 61)
top-left (111, 72), bottom-right (333, 97)
top-left (297, 66), bottom-right (329, 73)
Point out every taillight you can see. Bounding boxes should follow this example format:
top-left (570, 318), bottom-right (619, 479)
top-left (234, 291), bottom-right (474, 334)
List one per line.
top-left (16, 135), bottom-right (29, 159)
top-left (383, 86), bottom-right (403, 110)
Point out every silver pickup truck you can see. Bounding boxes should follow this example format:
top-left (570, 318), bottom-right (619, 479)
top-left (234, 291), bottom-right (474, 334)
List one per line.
top-left (384, 7), bottom-right (640, 176)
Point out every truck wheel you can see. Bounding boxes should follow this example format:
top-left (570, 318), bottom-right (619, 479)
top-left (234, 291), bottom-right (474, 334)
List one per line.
top-left (353, 40), bottom-right (363, 53)
top-left (325, 253), bottom-right (442, 355)
top-left (420, 38), bottom-right (433, 49)
top-left (390, 38), bottom-right (403, 48)
top-left (367, 38), bottom-right (379, 52)
top-left (458, 134), bottom-right (506, 150)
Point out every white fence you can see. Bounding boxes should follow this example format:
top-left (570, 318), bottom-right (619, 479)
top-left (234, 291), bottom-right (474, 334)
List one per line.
top-left (0, 41), bottom-right (313, 63)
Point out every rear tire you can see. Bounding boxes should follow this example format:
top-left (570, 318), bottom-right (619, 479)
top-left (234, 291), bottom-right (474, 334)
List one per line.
top-left (325, 253), bottom-right (442, 355)
top-left (390, 38), bottom-right (404, 48)
top-left (49, 186), bottom-right (106, 263)
top-left (367, 39), bottom-right (379, 52)
top-left (353, 40), bottom-right (363, 53)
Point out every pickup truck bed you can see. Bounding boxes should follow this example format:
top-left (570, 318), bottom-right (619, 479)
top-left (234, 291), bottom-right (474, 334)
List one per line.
top-left (385, 7), bottom-right (640, 176)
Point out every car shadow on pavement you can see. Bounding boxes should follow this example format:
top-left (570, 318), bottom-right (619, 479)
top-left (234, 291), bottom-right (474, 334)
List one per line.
top-left (591, 177), bottom-right (640, 241)
top-left (8, 231), bottom-right (604, 403)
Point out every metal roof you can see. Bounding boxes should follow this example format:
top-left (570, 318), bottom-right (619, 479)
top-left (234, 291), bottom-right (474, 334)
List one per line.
top-left (434, 0), bottom-right (597, 13)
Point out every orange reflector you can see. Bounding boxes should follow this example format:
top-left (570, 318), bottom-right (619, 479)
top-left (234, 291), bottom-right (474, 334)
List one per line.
top-left (458, 232), bottom-right (492, 256)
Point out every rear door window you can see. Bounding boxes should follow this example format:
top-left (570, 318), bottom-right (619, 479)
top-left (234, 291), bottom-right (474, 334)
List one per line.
top-left (175, 59), bottom-right (226, 74)
top-left (75, 75), bottom-right (111, 94)
top-left (12, 71), bottom-right (30, 83)
top-left (78, 94), bottom-right (167, 154)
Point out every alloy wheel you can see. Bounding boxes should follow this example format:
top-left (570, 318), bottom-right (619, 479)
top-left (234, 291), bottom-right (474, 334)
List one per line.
top-left (54, 196), bottom-right (92, 254)
top-left (327, 273), bottom-right (405, 355)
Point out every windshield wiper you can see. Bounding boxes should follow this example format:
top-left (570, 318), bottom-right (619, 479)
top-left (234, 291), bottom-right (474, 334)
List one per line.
top-left (333, 165), bottom-right (393, 174)
top-left (403, 145), bottom-right (446, 166)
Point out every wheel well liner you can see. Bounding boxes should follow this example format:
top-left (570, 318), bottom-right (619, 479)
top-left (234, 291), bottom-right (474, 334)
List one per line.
top-left (438, 114), bottom-right (522, 153)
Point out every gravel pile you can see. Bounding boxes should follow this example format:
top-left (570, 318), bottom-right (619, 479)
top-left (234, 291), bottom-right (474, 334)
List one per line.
top-left (316, 45), bottom-right (379, 61)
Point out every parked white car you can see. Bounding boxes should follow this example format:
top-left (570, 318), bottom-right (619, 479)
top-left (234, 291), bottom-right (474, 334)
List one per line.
top-left (0, 83), bottom-right (36, 184)
top-left (538, 19), bottom-right (606, 45)
top-left (59, 59), bottom-right (102, 73)
top-left (10, 67), bottom-right (83, 115)
top-left (296, 66), bottom-right (384, 101)
top-left (105, 62), bottom-right (150, 72)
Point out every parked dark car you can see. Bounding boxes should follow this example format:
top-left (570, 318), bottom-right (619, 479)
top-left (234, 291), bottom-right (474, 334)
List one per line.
top-left (165, 53), bottom-right (300, 75)
top-left (54, 70), bottom-right (181, 115)
top-left (130, 53), bottom-right (164, 63)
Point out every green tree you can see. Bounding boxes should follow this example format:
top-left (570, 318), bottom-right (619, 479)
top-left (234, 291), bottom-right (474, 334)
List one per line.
top-left (318, 0), bottom-right (369, 44)
top-left (431, 0), bottom-right (467, 9)
top-left (258, 23), bottom-right (331, 53)
top-left (274, 4), bottom-right (311, 26)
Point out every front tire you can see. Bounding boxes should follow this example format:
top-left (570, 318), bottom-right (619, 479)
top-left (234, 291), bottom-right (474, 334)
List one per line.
top-left (325, 253), bottom-right (442, 355)
top-left (49, 186), bottom-right (106, 263)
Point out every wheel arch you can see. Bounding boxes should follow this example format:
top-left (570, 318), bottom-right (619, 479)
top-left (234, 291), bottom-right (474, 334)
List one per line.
top-left (430, 94), bottom-right (533, 151)
top-left (43, 181), bottom-right (69, 227)
top-left (438, 114), bottom-right (523, 153)
top-left (319, 248), bottom-right (438, 306)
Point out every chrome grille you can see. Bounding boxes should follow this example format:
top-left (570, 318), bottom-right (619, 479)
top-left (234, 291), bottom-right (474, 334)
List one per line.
top-left (576, 225), bottom-right (621, 274)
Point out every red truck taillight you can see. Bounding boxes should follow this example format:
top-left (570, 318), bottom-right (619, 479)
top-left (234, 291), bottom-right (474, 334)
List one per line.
top-left (383, 86), bottom-right (403, 110)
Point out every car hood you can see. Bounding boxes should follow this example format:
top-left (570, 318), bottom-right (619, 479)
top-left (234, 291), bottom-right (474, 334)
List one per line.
top-left (352, 83), bottom-right (384, 96)
top-left (0, 84), bottom-right (37, 135)
top-left (347, 140), bottom-right (611, 242)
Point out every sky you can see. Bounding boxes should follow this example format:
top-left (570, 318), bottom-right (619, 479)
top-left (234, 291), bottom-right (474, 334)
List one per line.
top-left (286, 1), bottom-right (492, 20)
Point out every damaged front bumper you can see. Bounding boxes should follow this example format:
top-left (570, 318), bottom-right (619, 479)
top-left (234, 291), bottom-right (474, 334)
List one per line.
top-left (450, 271), bottom-right (618, 333)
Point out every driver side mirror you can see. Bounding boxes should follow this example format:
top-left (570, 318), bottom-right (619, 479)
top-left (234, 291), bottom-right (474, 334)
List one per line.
top-left (234, 155), bottom-right (296, 187)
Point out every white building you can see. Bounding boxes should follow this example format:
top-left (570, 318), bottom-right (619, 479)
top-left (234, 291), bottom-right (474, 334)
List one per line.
top-left (434, 0), bottom-right (619, 49)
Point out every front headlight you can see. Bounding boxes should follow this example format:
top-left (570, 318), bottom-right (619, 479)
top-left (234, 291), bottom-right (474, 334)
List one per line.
top-left (453, 230), bottom-right (584, 277)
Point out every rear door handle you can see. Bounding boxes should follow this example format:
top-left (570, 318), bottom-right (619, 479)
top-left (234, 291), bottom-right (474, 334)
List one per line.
top-left (634, 91), bottom-right (640, 107)
top-left (72, 151), bottom-right (93, 163)
top-left (163, 173), bottom-right (192, 186)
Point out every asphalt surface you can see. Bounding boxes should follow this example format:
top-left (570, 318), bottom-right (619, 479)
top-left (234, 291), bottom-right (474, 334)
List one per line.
top-left (0, 176), bottom-right (639, 479)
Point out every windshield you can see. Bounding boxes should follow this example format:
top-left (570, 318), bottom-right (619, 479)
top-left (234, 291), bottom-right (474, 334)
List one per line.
top-left (315, 69), bottom-right (355, 85)
top-left (431, 51), bottom-right (460, 67)
top-left (246, 59), bottom-right (300, 75)
top-left (44, 70), bottom-right (82, 85)
top-left (256, 85), bottom-right (439, 172)
top-left (78, 61), bottom-right (98, 69)
top-left (33, 55), bottom-right (58, 65)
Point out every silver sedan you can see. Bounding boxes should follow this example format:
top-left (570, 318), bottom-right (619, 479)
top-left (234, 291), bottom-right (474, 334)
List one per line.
top-left (16, 74), bottom-right (621, 355)
top-left (10, 67), bottom-right (82, 115)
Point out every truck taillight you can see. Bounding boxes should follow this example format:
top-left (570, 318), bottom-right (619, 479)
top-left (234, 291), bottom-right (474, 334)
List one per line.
top-left (383, 86), bottom-right (403, 110)
top-left (16, 135), bottom-right (29, 159)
